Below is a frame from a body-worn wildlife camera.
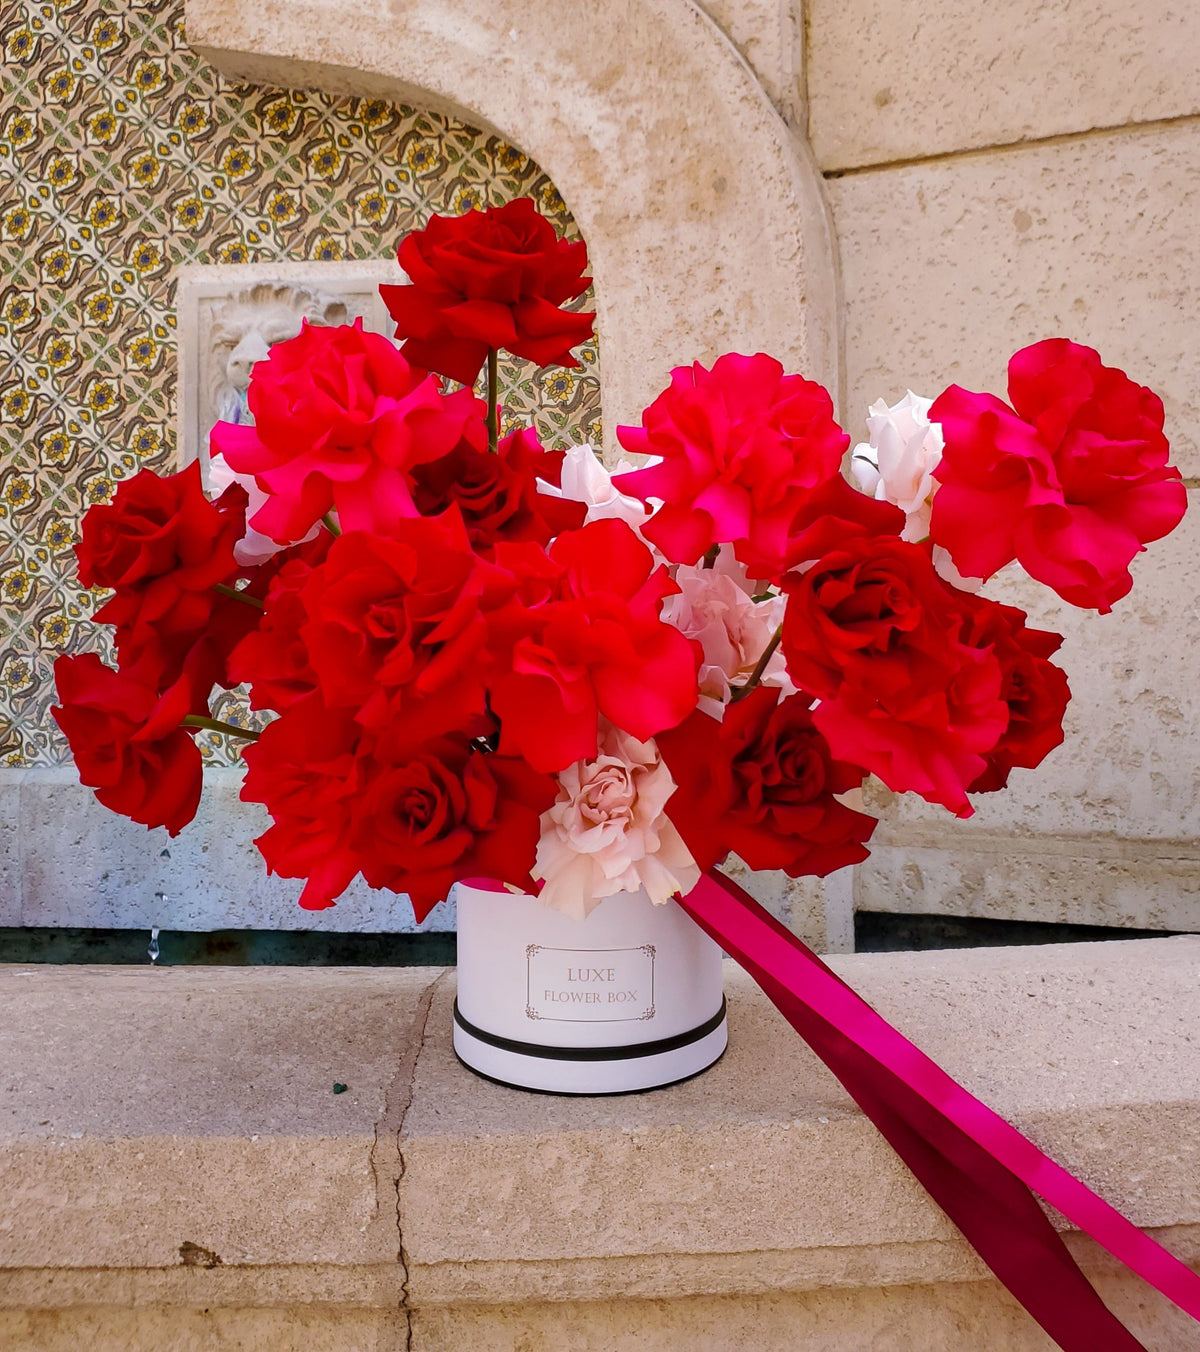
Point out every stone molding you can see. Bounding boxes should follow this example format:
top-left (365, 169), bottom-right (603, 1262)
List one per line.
top-left (183, 0), bottom-right (842, 451)
top-left (2, 945), bottom-right (1198, 1347)
top-left (175, 259), bottom-right (402, 473)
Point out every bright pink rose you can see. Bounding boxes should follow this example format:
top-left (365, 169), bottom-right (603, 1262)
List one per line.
top-left (411, 427), bottom-right (586, 551)
top-left (380, 198), bottom-right (595, 385)
top-left (52, 653), bottom-right (203, 836)
top-left (781, 537), bottom-right (1010, 817)
top-left (487, 518), bottom-right (701, 773)
top-left (211, 318), bottom-right (486, 540)
top-left (656, 687), bottom-right (876, 877)
top-left (613, 353), bottom-right (849, 571)
top-left (928, 339), bottom-right (1187, 612)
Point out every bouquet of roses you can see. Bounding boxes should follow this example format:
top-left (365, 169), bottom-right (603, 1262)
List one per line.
top-left (54, 197), bottom-right (1186, 930)
top-left (51, 197), bottom-right (1200, 1351)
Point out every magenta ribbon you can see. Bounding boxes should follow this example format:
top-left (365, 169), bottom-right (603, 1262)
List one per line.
top-left (675, 869), bottom-right (1200, 1352)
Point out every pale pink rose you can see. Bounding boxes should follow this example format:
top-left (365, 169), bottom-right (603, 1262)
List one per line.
top-left (661, 547), bottom-right (792, 704)
top-left (533, 721), bottom-right (699, 919)
top-left (850, 391), bottom-right (944, 542)
top-left (207, 452), bottom-right (321, 565)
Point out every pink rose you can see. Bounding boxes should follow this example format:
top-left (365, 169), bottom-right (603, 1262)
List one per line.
top-left (660, 547), bottom-right (790, 706)
top-left (211, 319), bottom-right (486, 541)
top-left (928, 339), bottom-right (1187, 612)
top-left (613, 353), bottom-right (849, 573)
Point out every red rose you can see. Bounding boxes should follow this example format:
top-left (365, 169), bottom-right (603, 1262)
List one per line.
top-left (612, 353), bottom-right (850, 572)
top-left (289, 513), bottom-right (511, 731)
top-left (781, 537), bottom-right (1010, 817)
top-left (657, 687), bottom-right (876, 877)
top-left (928, 339), bottom-right (1187, 613)
top-left (486, 518), bottom-right (701, 773)
top-left (52, 653), bottom-right (203, 836)
top-left (226, 534), bottom-right (334, 711)
top-left (240, 697), bottom-right (366, 911)
top-left (411, 427), bottom-right (585, 551)
top-left (78, 460), bottom-right (244, 650)
top-left (381, 198), bottom-right (595, 384)
top-left (76, 462), bottom-right (252, 702)
top-left (957, 596), bottom-right (1070, 793)
top-left (241, 696), bottom-right (555, 918)
top-left (738, 473), bottom-right (906, 581)
top-left (211, 318), bottom-right (486, 540)
top-left (352, 734), bottom-right (556, 920)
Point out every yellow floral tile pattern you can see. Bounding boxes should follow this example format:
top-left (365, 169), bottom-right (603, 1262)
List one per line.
top-left (0, 0), bottom-right (600, 767)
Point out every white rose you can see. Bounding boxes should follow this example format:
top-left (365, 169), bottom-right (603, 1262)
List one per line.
top-left (850, 391), bottom-right (944, 542)
top-left (539, 443), bottom-right (657, 540)
top-left (207, 452), bottom-right (320, 566)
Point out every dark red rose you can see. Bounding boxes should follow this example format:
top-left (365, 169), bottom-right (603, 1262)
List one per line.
top-left (381, 197), bottom-right (595, 384)
top-left (411, 427), bottom-right (585, 551)
top-left (352, 734), bottom-right (556, 921)
top-left (211, 318), bottom-right (486, 540)
top-left (657, 687), bottom-right (876, 877)
top-left (52, 653), bottom-right (203, 836)
top-left (781, 537), bottom-right (1010, 817)
top-left (486, 518), bottom-right (701, 773)
top-left (612, 353), bottom-right (850, 572)
top-left (241, 696), bottom-right (555, 918)
top-left (957, 595), bottom-right (1070, 793)
top-left (929, 339), bottom-right (1187, 613)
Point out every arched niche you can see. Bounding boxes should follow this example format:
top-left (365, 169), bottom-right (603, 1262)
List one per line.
top-left (185, 0), bottom-right (840, 454)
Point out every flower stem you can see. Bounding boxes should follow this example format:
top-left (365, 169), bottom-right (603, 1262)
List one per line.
top-left (322, 512), bottom-right (341, 536)
top-left (214, 582), bottom-right (263, 610)
top-left (486, 348), bottom-right (499, 454)
top-left (182, 714), bottom-right (260, 741)
top-left (730, 624), bottom-right (783, 703)
top-left (701, 545), bottom-right (720, 570)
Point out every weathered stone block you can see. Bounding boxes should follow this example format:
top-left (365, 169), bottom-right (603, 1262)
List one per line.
top-left (830, 122), bottom-right (1200, 479)
top-left (808, 0), bottom-right (1200, 170)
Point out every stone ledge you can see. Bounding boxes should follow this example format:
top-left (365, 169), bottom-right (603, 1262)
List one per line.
top-left (1, 941), bottom-right (1198, 1349)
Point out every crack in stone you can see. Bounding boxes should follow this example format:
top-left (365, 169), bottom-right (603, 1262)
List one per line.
top-left (370, 969), bottom-right (446, 1352)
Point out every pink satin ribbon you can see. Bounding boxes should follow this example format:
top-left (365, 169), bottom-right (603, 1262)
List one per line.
top-left (676, 870), bottom-right (1200, 1352)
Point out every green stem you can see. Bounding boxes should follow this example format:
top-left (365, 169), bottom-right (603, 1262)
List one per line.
top-left (730, 624), bottom-right (783, 703)
top-left (322, 512), bottom-right (341, 536)
top-left (182, 715), bottom-right (260, 742)
top-left (486, 348), bottom-right (499, 454)
top-left (214, 582), bottom-right (263, 610)
top-left (701, 545), bottom-right (720, 570)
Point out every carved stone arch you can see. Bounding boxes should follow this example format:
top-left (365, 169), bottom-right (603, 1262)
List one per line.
top-left (185, 0), bottom-right (839, 452)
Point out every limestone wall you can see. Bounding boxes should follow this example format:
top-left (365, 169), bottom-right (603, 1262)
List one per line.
top-left (807, 1), bottom-right (1200, 927)
top-left (2, 0), bottom-right (1197, 940)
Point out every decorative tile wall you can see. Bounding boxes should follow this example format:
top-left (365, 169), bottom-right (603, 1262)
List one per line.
top-left (0, 0), bottom-right (601, 767)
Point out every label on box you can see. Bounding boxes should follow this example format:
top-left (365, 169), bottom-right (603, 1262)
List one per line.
top-left (525, 944), bottom-right (656, 1022)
